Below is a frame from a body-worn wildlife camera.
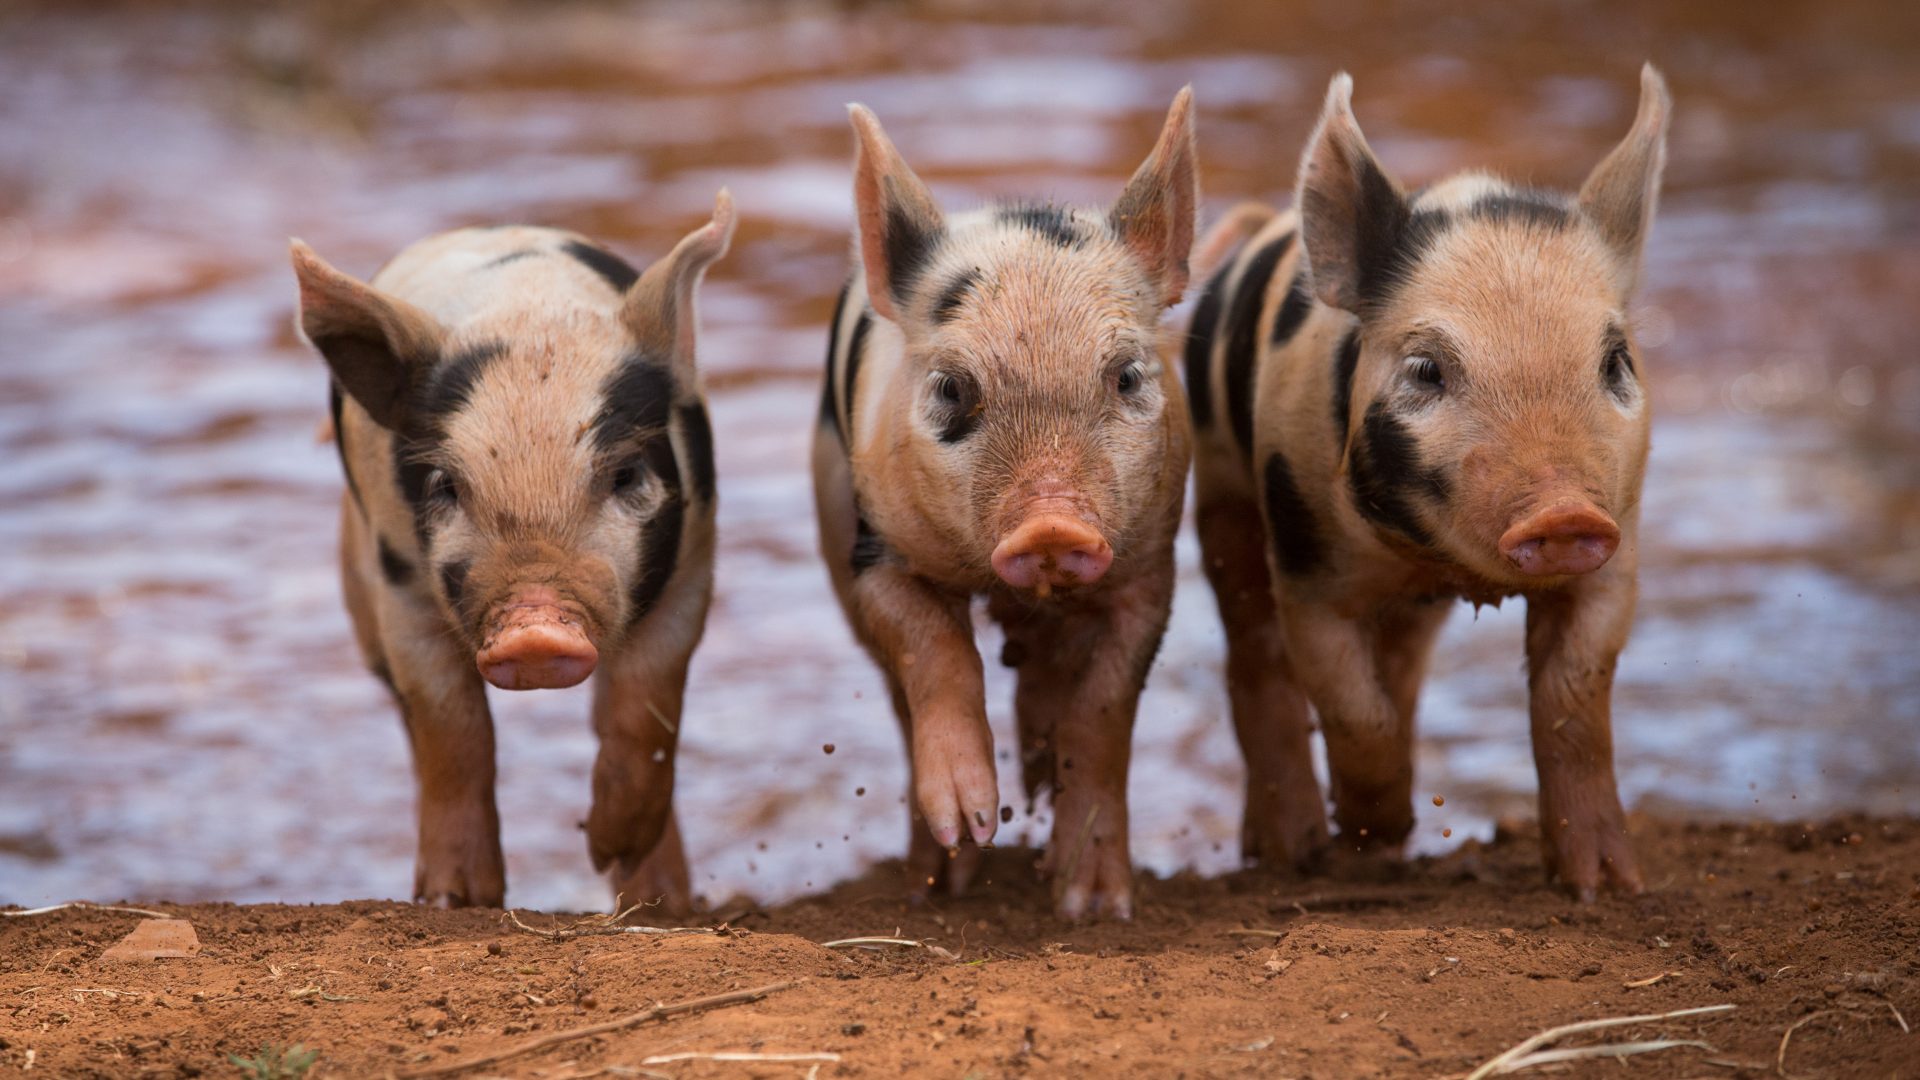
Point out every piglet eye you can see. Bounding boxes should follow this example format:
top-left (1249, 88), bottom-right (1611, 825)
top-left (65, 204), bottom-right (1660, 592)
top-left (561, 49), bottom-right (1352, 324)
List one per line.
top-left (611, 464), bottom-right (639, 494)
top-left (934, 372), bottom-right (964, 404)
top-left (1601, 346), bottom-right (1634, 392)
top-left (1116, 364), bottom-right (1144, 395)
top-left (425, 468), bottom-right (460, 506)
top-left (1407, 355), bottom-right (1445, 392)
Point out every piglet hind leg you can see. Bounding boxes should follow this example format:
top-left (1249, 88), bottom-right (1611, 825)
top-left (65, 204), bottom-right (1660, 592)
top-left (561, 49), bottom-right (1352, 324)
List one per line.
top-left (586, 646), bottom-right (694, 915)
top-left (1527, 576), bottom-right (1644, 900)
top-left (1194, 497), bottom-right (1328, 870)
top-left (1011, 570), bottom-right (1171, 921)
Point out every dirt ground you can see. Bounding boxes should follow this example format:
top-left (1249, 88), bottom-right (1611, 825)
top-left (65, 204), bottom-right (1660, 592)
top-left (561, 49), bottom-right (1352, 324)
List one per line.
top-left (2, 817), bottom-right (1915, 1079)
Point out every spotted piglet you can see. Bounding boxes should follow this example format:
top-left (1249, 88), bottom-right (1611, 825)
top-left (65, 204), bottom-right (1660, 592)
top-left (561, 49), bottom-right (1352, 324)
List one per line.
top-left (1188, 68), bottom-right (1669, 898)
top-left (813, 92), bottom-right (1198, 919)
top-left (291, 193), bottom-right (735, 910)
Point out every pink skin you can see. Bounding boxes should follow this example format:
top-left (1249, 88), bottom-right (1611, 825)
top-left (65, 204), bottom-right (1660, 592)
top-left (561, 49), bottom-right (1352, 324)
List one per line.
top-left (476, 588), bottom-right (599, 690)
top-left (991, 513), bottom-right (1114, 591)
top-left (1499, 499), bottom-right (1621, 577)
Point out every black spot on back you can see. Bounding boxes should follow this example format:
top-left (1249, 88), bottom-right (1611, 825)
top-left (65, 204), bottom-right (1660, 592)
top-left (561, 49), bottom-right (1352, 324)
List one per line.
top-left (1262, 451), bottom-right (1325, 577)
top-left (883, 203), bottom-right (939, 306)
top-left (1269, 268), bottom-right (1314, 347)
top-left (1330, 329), bottom-right (1362, 443)
top-left (1224, 234), bottom-right (1293, 457)
top-left (485, 249), bottom-right (542, 269)
top-left (1182, 261), bottom-right (1232, 431)
top-left (415, 340), bottom-right (507, 427)
top-left (842, 311), bottom-right (873, 439)
top-left (377, 538), bottom-right (413, 586)
top-left (1347, 402), bottom-right (1448, 546)
top-left (932, 267), bottom-right (982, 323)
top-left (850, 510), bottom-right (887, 574)
top-left (995, 203), bottom-right (1082, 249)
top-left (562, 240), bottom-right (640, 292)
top-left (820, 282), bottom-right (852, 439)
top-left (594, 358), bottom-right (675, 455)
top-left (440, 560), bottom-right (469, 618)
top-left (677, 402), bottom-right (716, 504)
top-left (328, 380), bottom-right (363, 508)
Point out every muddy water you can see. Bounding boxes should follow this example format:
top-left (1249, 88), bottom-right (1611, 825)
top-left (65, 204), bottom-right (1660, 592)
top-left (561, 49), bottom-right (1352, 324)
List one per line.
top-left (2, 1), bottom-right (1917, 911)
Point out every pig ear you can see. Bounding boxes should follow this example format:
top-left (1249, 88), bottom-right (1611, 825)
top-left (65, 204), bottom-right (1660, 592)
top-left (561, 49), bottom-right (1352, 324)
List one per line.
top-left (1108, 85), bottom-right (1199, 306)
top-left (1295, 73), bottom-right (1409, 313)
top-left (290, 240), bottom-right (444, 431)
top-left (1579, 63), bottom-right (1671, 296)
top-left (624, 189), bottom-right (736, 375)
top-left (848, 104), bottom-right (945, 323)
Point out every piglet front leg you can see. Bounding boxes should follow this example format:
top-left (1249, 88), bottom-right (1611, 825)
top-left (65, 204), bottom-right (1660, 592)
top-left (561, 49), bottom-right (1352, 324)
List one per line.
top-left (587, 645), bottom-right (693, 914)
top-left (1526, 565), bottom-right (1644, 901)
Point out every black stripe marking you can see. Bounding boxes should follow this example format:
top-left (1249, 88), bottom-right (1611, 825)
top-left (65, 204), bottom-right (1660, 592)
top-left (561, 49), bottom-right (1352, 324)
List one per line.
top-left (1330, 329), bottom-right (1361, 442)
top-left (328, 380), bottom-right (363, 508)
top-left (1468, 190), bottom-right (1575, 230)
top-left (677, 402), bottom-right (716, 504)
top-left (842, 311), bottom-right (873, 440)
top-left (628, 442), bottom-right (685, 624)
top-left (883, 203), bottom-right (939, 306)
top-left (850, 511), bottom-right (887, 574)
top-left (594, 358), bottom-right (675, 455)
top-left (377, 538), bottom-right (414, 586)
top-left (1262, 452), bottom-right (1326, 576)
top-left (820, 282), bottom-right (851, 439)
top-left (1224, 235), bottom-right (1293, 457)
top-left (562, 240), bottom-right (640, 292)
top-left (995, 203), bottom-right (1082, 249)
top-left (1268, 268), bottom-right (1314, 346)
top-left (1181, 261), bottom-right (1231, 430)
top-left (440, 560), bottom-right (469, 617)
top-left (393, 439), bottom-right (439, 547)
top-left (932, 267), bottom-right (982, 323)
top-left (486, 250), bottom-right (542, 269)
top-left (1347, 402), bottom-right (1448, 546)
top-left (415, 340), bottom-right (507, 427)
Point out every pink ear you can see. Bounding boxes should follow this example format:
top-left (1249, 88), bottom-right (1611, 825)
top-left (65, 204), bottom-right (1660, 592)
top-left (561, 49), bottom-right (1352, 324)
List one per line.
top-left (848, 104), bottom-right (944, 322)
top-left (625, 189), bottom-right (737, 374)
top-left (1108, 85), bottom-right (1199, 306)
top-left (1294, 73), bottom-right (1407, 313)
top-left (1579, 64), bottom-right (1671, 296)
top-left (290, 239), bottom-right (444, 430)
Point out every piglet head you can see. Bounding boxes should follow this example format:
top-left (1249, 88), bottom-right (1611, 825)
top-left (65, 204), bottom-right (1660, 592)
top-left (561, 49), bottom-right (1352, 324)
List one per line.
top-left (846, 91), bottom-right (1197, 595)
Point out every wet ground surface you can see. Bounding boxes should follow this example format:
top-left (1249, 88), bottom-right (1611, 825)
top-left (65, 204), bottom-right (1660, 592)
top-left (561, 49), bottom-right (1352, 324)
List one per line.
top-left (2, 0), bottom-right (1917, 911)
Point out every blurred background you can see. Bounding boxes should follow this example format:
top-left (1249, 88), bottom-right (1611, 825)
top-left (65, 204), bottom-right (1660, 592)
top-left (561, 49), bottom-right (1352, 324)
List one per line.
top-left (2, 0), bottom-right (1917, 911)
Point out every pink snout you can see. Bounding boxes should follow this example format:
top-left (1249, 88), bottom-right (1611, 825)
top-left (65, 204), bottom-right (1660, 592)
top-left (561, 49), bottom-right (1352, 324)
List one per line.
top-left (477, 598), bottom-right (598, 690)
top-left (1499, 499), bottom-right (1621, 577)
top-left (991, 514), bottom-right (1113, 591)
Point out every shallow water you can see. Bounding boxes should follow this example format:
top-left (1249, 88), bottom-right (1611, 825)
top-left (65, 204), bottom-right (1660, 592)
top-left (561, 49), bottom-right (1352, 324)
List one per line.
top-left (2, 1), bottom-right (1917, 911)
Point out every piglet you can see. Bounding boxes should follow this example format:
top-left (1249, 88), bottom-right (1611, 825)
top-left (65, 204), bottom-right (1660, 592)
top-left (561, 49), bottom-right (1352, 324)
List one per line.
top-left (1187, 68), bottom-right (1670, 898)
top-left (291, 192), bottom-right (734, 910)
top-left (812, 92), bottom-right (1199, 919)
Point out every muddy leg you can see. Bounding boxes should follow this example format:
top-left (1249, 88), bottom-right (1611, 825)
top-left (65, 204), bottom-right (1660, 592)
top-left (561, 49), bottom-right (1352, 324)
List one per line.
top-left (1527, 567), bottom-right (1643, 900)
top-left (1195, 497), bottom-right (1327, 869)
top-left (587, 641), bottom-right (695, 915)
top-left (1281, 600), bottom-right (1413, 849)
top-left (1008, 568), bottom-right (1171, 920)
top-left (372, 590), bottom-right (503, 908)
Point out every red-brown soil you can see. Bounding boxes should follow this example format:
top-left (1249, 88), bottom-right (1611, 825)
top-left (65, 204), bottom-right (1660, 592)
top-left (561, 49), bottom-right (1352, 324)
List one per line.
top-left (3, 817), bottom-right (1915, 1078)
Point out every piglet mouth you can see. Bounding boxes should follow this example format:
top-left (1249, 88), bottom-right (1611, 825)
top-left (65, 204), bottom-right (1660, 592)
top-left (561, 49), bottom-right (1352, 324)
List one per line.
top-left (476, 591), bottom-right (598, 690)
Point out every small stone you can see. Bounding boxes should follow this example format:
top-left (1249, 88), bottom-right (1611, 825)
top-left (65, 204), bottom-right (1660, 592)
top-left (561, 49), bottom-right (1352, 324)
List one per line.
top-left (842, 1021), bottom-right (866, 1036)
top-left (823, 743), bottom-right (836, 755)
top-left (486, 941), bottom-right (503, 957)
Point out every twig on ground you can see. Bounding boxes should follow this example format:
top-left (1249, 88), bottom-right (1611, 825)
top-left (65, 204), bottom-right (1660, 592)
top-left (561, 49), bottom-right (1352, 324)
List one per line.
top-left (1623, 971), bottom-right (1680, 988)
top-left (1226, 928), bottom-right (1289, 939)
top-left (636, 1052), bottom-right (841, 1065)
top-left (503, 909), bottom-right (721, 942)
top-left (1507, 1039), bottom-right (1713, 1069)
top-left (1466, 1004), bottom-right (1735, 1080)
top-left (821, 936), bottom-right (956, 960)
top-left (1882, 998), bottom-right (1911, 1035)
top-left (2, 902), bottom-right (172, 919)
top-left (1776, 1009), bottom-right (1837, 1077)
top-left (395, 979), bottom-right (802, 1078)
